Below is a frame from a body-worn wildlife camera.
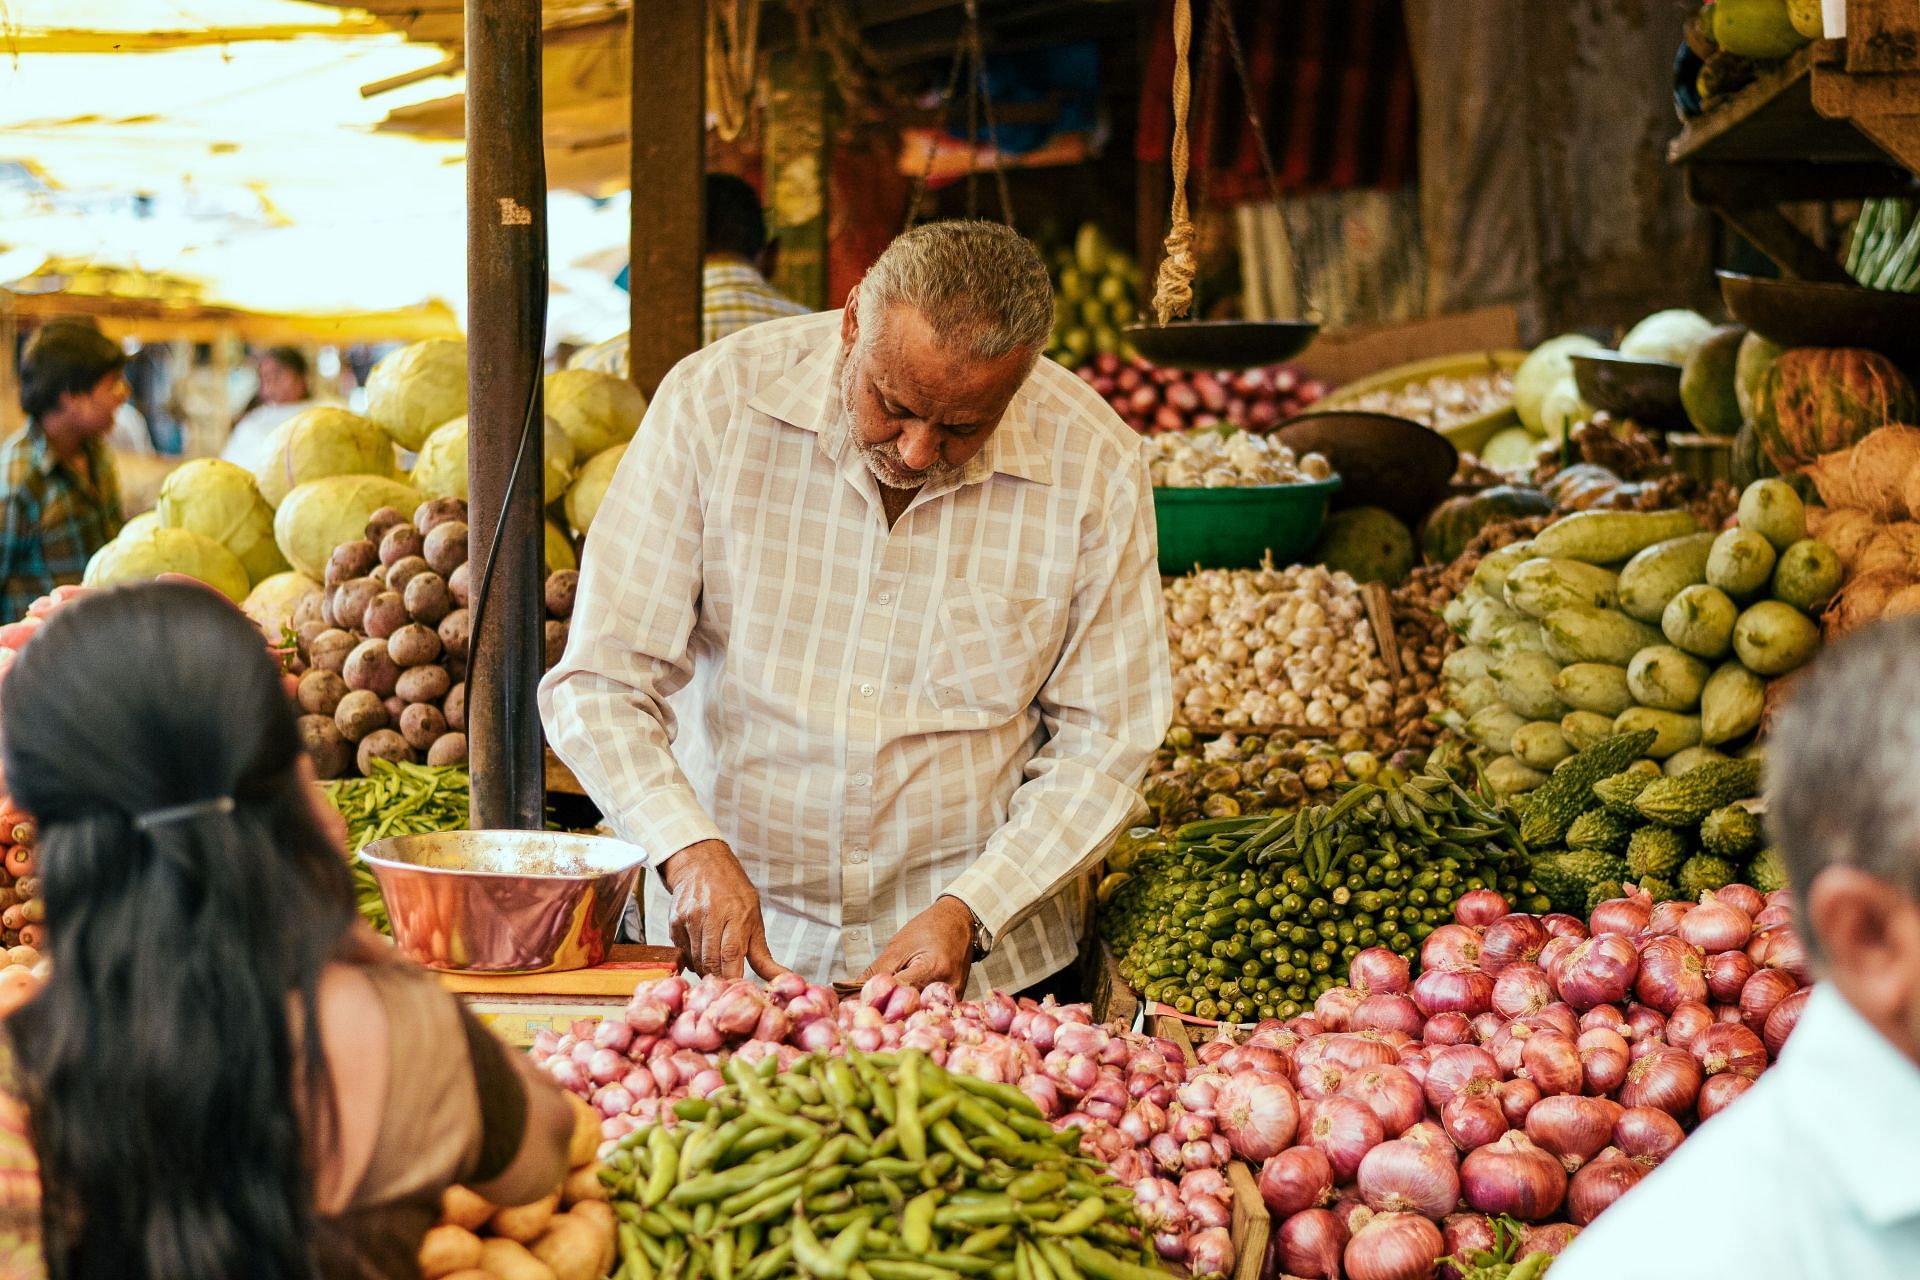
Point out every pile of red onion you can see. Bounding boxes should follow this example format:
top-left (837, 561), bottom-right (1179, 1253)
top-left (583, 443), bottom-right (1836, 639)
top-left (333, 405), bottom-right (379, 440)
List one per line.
top-left (1073, 352), bottom-right (1325, 435)
top-left (1246, 883), bottom-right (1809, 1279)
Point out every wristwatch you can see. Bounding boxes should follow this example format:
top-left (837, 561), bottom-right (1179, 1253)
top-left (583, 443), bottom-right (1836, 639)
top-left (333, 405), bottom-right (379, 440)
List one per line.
top-left (946, 895), bottom-right (995, 960)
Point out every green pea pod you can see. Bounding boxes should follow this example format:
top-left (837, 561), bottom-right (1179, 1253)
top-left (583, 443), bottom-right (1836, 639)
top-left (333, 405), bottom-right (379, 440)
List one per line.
top-left (717, 1166), bottom-right (810, 1219)
top-left (829, 1215), bottom-right (872, 1271)
top-left (945, 1073), bottom-right (1043, 1119)
top-left (790, 1208), bottom-right (847, 1280)
top-left (693, 1202), bottom-right (717, 1236)
top-left (865, 1264), bottom-right (968, 1280)
top-left (740, 1241), bottom-right (794, 1280)
top-left (1005, 1169), bottom-right (1066, 1203)
top-left (901, 1190), bottom-right (938, 1254)
top-left (804, 1165), bottom-right (852, 1198)
top-left (1032, 1196), bottom-right (1104, 1236)
top-left (1059, 1240), bottom-right (1169, 1280)
top-left (643, 1126), bottom-right (679, 1208)
top-left (930, 1119), bottom-right (984, 1171)
top-left (952, 1097), bottom-right (1019, 1145)
top-left (918, 1092), bottom-right (962, 1129)
top-left (1025, 1240), bottom-right (1058, 1280)
top-left (895, 1058), bottom-right (927, 1163)
top-left (620, 1223), bottom-right (656, 1280)
top-left (823, 1059), bottom-right (861, 1111)
top-left (711, 1232), bottom-right (735, 1280)
top-left (956, 1225), bottom-right (1012, 1257)
top-left (1012, 1241), bottom-right (1035, 1280)
top-left (746, 1104), bottom-right (824, 1142)
top-left (1034, 1241), bottom-right (1081, 1280)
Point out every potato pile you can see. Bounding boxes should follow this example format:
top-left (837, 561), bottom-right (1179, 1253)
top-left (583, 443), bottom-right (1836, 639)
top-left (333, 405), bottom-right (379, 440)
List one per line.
top-left (287, 497), bottom-right (579, 779)
top-left (419, 1095), bottom-right (615, 1280)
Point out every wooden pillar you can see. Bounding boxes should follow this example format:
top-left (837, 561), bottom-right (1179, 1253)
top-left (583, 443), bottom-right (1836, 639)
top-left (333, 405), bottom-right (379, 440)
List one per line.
top-left (628, 0), bottom-right (706, 396)
top-left (465, 0), bottom-right (548, 832)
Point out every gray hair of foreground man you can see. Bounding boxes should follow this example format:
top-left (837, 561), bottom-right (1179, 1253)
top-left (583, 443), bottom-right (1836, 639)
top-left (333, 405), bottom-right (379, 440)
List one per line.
top-left (858, 220), bottom-right (1054, 363)
top-left (1768, 617), bottom-right (1920, 959)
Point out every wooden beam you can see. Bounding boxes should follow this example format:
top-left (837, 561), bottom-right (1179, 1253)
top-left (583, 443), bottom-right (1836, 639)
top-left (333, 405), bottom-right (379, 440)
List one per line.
top-left (1846, 0), bottom-right (1920, 74)
top-left (627, 0), bottom-right (705, 397)
top-left (466, 0), bottom-right (549, 832)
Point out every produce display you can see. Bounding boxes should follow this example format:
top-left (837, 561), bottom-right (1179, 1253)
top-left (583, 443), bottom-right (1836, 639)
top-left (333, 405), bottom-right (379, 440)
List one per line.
top-left (1045, 222), bottom-right (1142, 365)
top-left (1685, 0), bottom-right (1818, 111)
top-left (1750, 347), bottom-right (1919, 473)
top-left (1438, 481), bottom-right (1833, 795)
top-left (1138, 731), bottom-right (1363, 828)
top-left (1147, 430), bottom-right (1335, 489)
top-left (1104, 746), bottom-right (1544, 1023)
top-left (419, 1094), bottom-right (617, 1280)
top-left (1846, 199), bottom-right (1920, 293)
top-left (325, 759), bottom-right (472, 933)
top-left (1336, 366), bottom-right (1516, 435)
top-left (1077, 353), bottom-right (1325, 436)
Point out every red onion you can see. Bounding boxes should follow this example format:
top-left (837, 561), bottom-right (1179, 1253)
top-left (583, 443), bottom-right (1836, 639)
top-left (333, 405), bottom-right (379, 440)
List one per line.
top-left (1345, 1212), bottom-right (1446, 1280)
top-left (1421, 924), bottom-right (1486, 973)
top-left (1646, 899), bottom-right (1694, 938)
top-left (1325, 1032), bottom-right (1409, 1071)
top-left (1441, 1093), bottom-right (1507, 1152)
top-left (1398, 1048), bottom-right (1429, 1091)
top-left (1222, 1044), bottom-right (1293, 1078)
top-left (1188, 1227), bottom-right (1234, 1277)
top-left (1691, 1022), bottom-right (1767, 1079)
top-left (1491, 965), bottom-right (1555, 1020)
top-left (1519, 1030), bottom-right (1583, 1097)
top-left (670, 1010), bottom-right (724, 1053)
top-left (1288, 1015), bottom-right (1327, 1038)
top-left (1760, 928), bottom-right (1811, 984)
top-left (1524, 1095), bottom-right (1623, 1171)
top-left (1764, 987), bottom-right (1810, 1057)
top-left (1315, 985), bottom-right (1365, 1032)
top-left (1413, 968), bottom-right (1496, 1018)
top-left (1424, 1012), bottom-right (1475, 1046)
top-left (1439, 1215), bottom-right (1497, 1280)
top-left (1188, 1194), bottom-right (1232, 1231)
top-left (1054, 1021), bottom-right (1108, 1057)
top-left (1717, 883), bottom-right (1765, 917)
top-left (1618, 1046), bottom-right (1702, 1117)
top-left (1612, 1106), bottom-right (1683, 1160)
top-left (1557, 935), bottom-right (1640, 1010)
top-left (593, 1083), bottom-right (635, 1118)
top-left (1580, 1006), bottom-right (1627, 1036)
top-left (1217, 1076), bottom-right (1301, 1161)
top-left (1706, 950), bottom-right (1757, 1004)
top-left (1621, 1003), bottom-right (1667, 1045)
top-left (1537, 1003), bottom-right (1580, 1039)
top-left (1739, 968), bottom-right (1799, 1036)
top-left (688, 1068), bottom-right (726, 1097)
top-left (1567, 1148), bottom-right (1647, 1226)
top-left (1542, 914), bottom-right (1589, 940)
top-left (1576, 1029), bottom-right (1628, 1095)
top-left (1481, 915), bottom-right (1550, 973)
top-left (1633, 936), bottom-right (1709, 1013)
top-left (1358, 1140), bottom-right (1461, 1220)
top-left (1180, 1168), bottom-right (1230, 1204)
top-left (1340, 1066), bottom-right (1426, 1137)
top-left (1148, 1132), bottom-right (1184, 1172)
top-left (1454, 889), bottom-right (1509, 928)
top-left (1539, 937), bottom-right (1578, 988)
top-left (1259, 1146), bottom-right (1335, 1216)
top-left (587, 1047), bottom-right (626, 1086)
top-left (1424, 1045), bottom-right (1500, 1112)
top-left (1754, 904), bottom-right (1793, 930)
top-left (1278, 1208), bottom-right (1347, 1279)
top-left (1697, 1071), bottom-right (1756, 1120)
top-left (1523, 1223), bottom-right (1581, 1257)
top-left (1403, 1120), bottom-right (1455, 1163)
top-left (1459, 1131), bottom-right (1568, 1221)
top-left (1679, 892), bottom-right (1754, 954)
top-left (592, 1019), bottom-right (634, 1053)
top-left (1589, 887), bottom-right (1652, 937)
top-left (1298, 1061), bottom-right (1346, 1100)
top-left (1353, 993), bottom-right (1426, 1039)
top-left (1351, 947), bottom-right (1412, 995)
top-left (1497, 1078), bottom-right (1541, 1128)
top-left (1151, 1231), bottom-right (1186, 1264)
top-left (1170, 1108), bottom-right (1214, 1144)
top-left (1304, 1094), bottom-right (1385, 1182)
top-left (548, 1057), bottom-right (587, 1092)
top-left (1472, 1012), bottom-right (1506, 1044)
top-left (1181, 1138), bottom-right (1219, 1169)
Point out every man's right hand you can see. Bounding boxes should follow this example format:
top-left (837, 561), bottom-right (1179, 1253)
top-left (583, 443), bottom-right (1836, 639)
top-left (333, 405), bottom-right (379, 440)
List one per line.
top-left (658, 839), bottom-right (789, 980)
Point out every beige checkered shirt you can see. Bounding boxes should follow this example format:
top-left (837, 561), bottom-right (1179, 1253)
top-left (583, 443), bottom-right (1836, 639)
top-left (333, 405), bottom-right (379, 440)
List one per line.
top-left (539, 311), bottom-right (1172, 992)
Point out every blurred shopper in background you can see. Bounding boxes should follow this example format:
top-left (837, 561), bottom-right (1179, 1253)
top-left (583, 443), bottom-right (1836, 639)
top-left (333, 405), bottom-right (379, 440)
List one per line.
top-left (702, 172), bottom-right (811, 347)
top-left (222, 346), bottom-right (316, 474)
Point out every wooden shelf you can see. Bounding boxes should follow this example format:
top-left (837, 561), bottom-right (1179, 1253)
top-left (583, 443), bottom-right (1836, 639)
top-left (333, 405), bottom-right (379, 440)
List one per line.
top-left (1669, 45), bottom-right (1887, 166)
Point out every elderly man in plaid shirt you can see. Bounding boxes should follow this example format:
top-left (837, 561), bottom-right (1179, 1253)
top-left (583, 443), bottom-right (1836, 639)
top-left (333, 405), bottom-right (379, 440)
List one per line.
top-left (0, 325), bottom-right (127, 623)
top-left (543, 221), bottom-right (1172, 997)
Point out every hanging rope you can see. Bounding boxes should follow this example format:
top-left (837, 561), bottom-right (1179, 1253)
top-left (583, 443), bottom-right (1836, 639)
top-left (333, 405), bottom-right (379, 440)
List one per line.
top-left (903, 0), bottom-right (1016, 231)
top-left (1151, 0), bottom-right (1197, 326)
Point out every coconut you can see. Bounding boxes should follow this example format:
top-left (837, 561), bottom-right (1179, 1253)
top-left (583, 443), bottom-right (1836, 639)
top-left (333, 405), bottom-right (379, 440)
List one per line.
top-left (1825, 569), bottom-right (1915, 636)
top-left (1847, 426), bottom-right (1920, 521)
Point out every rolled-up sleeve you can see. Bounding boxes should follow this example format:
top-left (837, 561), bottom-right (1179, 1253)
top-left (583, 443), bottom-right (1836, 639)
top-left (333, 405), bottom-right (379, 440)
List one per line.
top-left (537, 362), bottom-right (725, 864)
top-left (941, 447), bottom-right (1173, 941)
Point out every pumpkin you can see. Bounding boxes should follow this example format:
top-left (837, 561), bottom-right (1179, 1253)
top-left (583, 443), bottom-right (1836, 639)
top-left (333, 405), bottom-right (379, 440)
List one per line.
top-left (1419, 485), bottom-right (1555, 563)
top-left (1543, 464), bottom-right (1626, 511)
top-left (1753, 347), bottom-right (1919, 471)
top-left (1730, 421), bottom-right (1777, 489)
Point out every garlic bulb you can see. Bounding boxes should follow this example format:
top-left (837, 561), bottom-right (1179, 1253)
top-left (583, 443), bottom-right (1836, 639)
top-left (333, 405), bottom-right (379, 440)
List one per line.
top-left (1148, 429), bottom-right (1335, 488)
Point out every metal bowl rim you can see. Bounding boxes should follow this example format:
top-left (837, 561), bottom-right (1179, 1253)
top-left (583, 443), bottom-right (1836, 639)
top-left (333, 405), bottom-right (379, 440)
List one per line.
top-left (360, 830), bottom-right (648, 882)
top-left (1151, 475), bottom-right (1344, 497)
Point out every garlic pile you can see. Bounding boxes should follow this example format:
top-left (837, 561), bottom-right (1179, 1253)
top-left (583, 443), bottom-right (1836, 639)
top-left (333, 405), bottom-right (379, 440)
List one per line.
top-left (1342, 367), bottom-right (1515, 432)
top-left (1147, 429), bottom-right (1335, 489)
top-left (1165, 562), bottom-right (1394, 731)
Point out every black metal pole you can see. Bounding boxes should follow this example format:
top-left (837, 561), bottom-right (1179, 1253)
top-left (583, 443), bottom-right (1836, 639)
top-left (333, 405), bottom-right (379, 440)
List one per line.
top-left (466, 0), bottom-right (547, 831)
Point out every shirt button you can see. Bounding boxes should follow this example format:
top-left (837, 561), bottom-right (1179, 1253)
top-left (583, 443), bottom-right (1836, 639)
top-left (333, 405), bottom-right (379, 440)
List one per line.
top-left (847, 927), bottom-right (867, 944)
top-left (851, 773), bottom-right (870, 787)
top-left (847, 847), bottom-right (868, 864)
top-left (877, 591), bottom-right (892, 605)
top-left (858, 682), bottom-right (875, 698)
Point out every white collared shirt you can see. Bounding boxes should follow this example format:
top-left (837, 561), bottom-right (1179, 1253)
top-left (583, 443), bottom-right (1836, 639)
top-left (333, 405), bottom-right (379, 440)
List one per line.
top-left (538, 311), bottom-right (1172, 991)
top-left (1552, 985), bottom-right (1920, 1280)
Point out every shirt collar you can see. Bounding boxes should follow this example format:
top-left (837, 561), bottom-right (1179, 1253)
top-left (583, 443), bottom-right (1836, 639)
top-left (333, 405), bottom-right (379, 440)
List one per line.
top-left (746, 313), bottom-right (1053, 488)
top-left (1779, 985), bottom-right (1920, 1224)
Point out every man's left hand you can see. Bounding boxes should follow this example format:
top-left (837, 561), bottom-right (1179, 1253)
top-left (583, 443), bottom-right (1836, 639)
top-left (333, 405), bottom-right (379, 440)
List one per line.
top-left (862, 895), bottom-right (973, 992)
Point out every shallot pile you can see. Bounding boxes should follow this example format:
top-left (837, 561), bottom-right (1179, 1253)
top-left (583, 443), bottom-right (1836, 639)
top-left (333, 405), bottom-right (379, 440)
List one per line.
top-left (1239, 882), bottom-right (1809, 1279)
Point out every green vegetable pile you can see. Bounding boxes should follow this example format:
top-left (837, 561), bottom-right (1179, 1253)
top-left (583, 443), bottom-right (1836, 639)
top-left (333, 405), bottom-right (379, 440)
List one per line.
top-left (1847, 198), bottom-right (1920, 293)
top-left (1138, 727), bottom-right (1363, 828)
top-left (1104, 747), bottom-right (1545, 1022)
top-left (601, 1050), bottom-right (1159, 1280)
top-left (324, 759), bottom-right (471, 933)
top-left (1440, 1217), bottom-right (1558, 1280)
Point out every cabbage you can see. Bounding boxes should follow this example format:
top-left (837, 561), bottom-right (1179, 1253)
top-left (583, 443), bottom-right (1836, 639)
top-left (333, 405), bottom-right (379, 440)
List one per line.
top-left (274, 475), bottom-right (424, 580)
top-left (84, 526), bottom-right (250, 602)
top-left (1515, 334), bottom-right (1603, 434)
top-left (120, 511), bottom-right (160, 542)
top-left (1540, 375), bottom-right (1592, 443)
top-left (1618, 309), bottom-right (1715, 366)
top-left (365, 339), bottom-right (468, 450)
top-left (256, 406), bottom-right (396, 507)
top-left (409, 414), bottom-right (574, 504)
top-left (546, 368), bottom-right (646, 458)
top-left (565, 443), bottom-right (627, 536)
top-left (242, 571), bottom-right (321, 638)
top-left (546, 520), bottom-right (577, 574)
top-left (156, 458), bottom-right (289, 585)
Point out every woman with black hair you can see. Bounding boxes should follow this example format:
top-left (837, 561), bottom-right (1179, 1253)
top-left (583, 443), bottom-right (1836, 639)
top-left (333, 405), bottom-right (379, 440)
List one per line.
top-left (0, 581), bottom-right (573, 1279)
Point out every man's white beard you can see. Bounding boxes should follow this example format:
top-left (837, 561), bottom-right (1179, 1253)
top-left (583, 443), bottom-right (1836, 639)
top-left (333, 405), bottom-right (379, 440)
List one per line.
top-left (841, 358), bottom-right (962, 491)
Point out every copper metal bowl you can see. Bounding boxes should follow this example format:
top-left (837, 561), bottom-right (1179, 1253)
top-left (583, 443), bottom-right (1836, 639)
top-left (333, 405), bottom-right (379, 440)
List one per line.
top-left (362, 830), bottom-right (647, 974)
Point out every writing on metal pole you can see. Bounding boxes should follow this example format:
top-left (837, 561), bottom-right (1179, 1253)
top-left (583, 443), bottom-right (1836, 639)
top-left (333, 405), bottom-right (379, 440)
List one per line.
top-left (497, 197), bottom-right (533, 226)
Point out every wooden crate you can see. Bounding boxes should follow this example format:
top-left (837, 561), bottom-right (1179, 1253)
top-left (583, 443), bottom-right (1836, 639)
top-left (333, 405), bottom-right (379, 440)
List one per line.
top-left (1086, 941), bottom-right (1142, 1027)
top-left (1155, 1019), bottom-right (1273, 1280)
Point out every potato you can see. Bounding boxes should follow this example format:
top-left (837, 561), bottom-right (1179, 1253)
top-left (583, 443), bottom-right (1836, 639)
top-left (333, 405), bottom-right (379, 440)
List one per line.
top-left (566, 1094), bottom-right (600, 1167)
top-left (490, 1192), bottom-right (560, 1244)
top-left (357, 728), bottom-right (415, 775)
top-left (543, 620), bottom-right (569, 670)
top-left (438, 608), bottom-right (472, 661)
top-left (427, 732), bottom-right (468, 767)
top-left (295, 618), bottom-right (330, 660)
top-left (309, 628), bottom-right (357, 675)
top-left (449, 560), bottom-right (471, 608)
top-left (343, 638), bottom-right (401, 696)
top-left (365, 505), bottom-right (410, 545)
top-left (298, 715), bottom-right (351, 779)
top-left (479, 1238), bottom-right (556, 1280)
top-left (441, 1185), bottom-right (494, 1231)
top-left (297, 669), bottom-right (349, 717)
top-left (418, 1224), bottom-right (484, 1279)
top-left (380, 522), bottom-right (425, 567)
top-left (560, 1163), bottom-right (607, 1206)
top-left (397, 663), bottom-right (451, 704)
top-left (564, 1202), bottom-right (617, 1274)
top-left (405, 572), bottom-right (454, 626)
top-left (388, 554), bottom-right (432, 597)
top-left (360, 592), bottom-right (406, 640)
top-left (331, 577), bottom-right (383, 633)
top-left (400, 702), bottom-right (448, 750)
top-left (444, 682), bottom-right (467, 732)
top-left (292, 591), bottom-right (328, 634)
top-left (544, 570), bottom-right (578, 620)
top-left (389, 623), bottom-right (444, 669)
top-left (416, 497), bottom-right (469, 535)
top-left (530, 1215), bottom-right (603, 1280)
top-left (333, 690), bottom-right (389, 743)
top-left (425, 521), bottom-right (470, 576)
top-left (327, 539), bottom-right (379, 588)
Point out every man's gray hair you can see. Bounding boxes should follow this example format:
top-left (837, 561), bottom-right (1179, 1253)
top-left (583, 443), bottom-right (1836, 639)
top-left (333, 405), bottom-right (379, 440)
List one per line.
top-left (858, 220), bottom-right (1054, 362)
top-left (1768, 617), bottom-right (1920, 959)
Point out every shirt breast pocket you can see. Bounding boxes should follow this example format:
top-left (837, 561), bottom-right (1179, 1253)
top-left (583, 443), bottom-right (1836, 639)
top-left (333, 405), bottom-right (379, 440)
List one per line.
top-left (925, 584), bottom-right (1059, 722)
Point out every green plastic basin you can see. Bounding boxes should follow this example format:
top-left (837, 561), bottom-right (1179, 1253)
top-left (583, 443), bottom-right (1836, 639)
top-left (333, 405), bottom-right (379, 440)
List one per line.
top-left (1152, 477), bottom-right (1342, 576)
